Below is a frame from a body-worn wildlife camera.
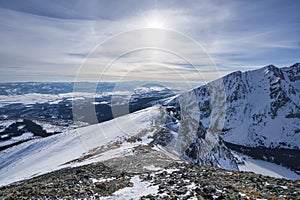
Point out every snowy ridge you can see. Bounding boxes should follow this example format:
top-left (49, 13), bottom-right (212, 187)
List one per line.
top-left (155, 63), bottom-right (300, 172)
top-left (169, 63), bottom-right (300, 150)
top-left (220, 64), bottom-right (300, 149)
top-left (0, 106), bottom-right (162, 187)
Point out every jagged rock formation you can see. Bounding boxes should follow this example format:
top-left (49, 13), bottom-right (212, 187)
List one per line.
top-left (220, 64), bottom-right (300, 149)
top-left (152, 63), bottom-right (300, 171)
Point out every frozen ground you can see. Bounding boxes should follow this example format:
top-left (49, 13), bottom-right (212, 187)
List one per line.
top-left (101, 175), bottom-right (159, 200)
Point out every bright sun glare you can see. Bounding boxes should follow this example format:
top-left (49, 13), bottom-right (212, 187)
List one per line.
top-left (144, 14), bottom-right (166, 28)
top-left (146, 19), bottom-right (165, 28)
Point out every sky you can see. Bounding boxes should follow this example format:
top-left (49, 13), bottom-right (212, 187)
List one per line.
top-left (0, 0), bottom-right (299, 83)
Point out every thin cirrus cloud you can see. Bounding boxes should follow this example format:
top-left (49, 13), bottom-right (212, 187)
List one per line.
top-left (0, 0), bottom-right (299, 82)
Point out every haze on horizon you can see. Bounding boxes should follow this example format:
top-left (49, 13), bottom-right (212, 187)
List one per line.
top-left (0, 0), bottom-right (299, 83)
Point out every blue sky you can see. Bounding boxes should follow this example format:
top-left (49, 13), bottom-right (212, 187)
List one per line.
top-left (0, 0), bottom-right (299, 82)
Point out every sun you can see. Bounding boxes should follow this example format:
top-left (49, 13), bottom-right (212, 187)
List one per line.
top-left (146, 18), bottom-right (165, 29)
top-left (144, 13), bottom-right (166, 29)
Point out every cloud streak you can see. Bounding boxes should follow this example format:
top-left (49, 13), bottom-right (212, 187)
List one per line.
top-left (0, 0), bottom-right (299, 82)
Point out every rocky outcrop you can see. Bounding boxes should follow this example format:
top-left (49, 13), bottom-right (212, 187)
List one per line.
top-left (0, 161), bottom-right (299, 199)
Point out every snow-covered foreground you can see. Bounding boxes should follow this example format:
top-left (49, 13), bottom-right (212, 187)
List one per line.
top-left (233, 151), bottom-right (300, 180)
top-left (101, 176), bottom-right (159, 200)
top-left (0, 106), bottom-right (162, 187)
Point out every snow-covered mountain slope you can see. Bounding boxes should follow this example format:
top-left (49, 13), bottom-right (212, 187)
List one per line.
top-left (220, 63), bottom-right (300, 149)
top-left (0, 106), bottom-right (165, 187)
top-left (159, 63), bottom-right (300, 171)
top-left (232, 151), bottom-right (300, 180)
top-left (175, 63), bottom-right (300, 150)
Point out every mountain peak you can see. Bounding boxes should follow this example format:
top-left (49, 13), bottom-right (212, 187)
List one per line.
top-left (163, 63), bottom-right (300, 171)
top-left (282, 63), bottom-right (300, 83)
top-left (291, 63), bottom-right (300, 67)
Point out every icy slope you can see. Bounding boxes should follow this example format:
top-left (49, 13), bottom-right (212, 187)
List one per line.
top-left (0, 106), bottom-right (162, 187)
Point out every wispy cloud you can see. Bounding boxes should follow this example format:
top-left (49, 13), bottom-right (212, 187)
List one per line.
top-left (0, 0), bottom-right (299, 82)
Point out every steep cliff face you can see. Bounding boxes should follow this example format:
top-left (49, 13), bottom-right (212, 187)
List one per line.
top-left (155, 63), bottom-right (300, 170)
top-left (152, 106), bottom-right (238, 170)
top-left (220, 64), bottom-right (300, 149)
